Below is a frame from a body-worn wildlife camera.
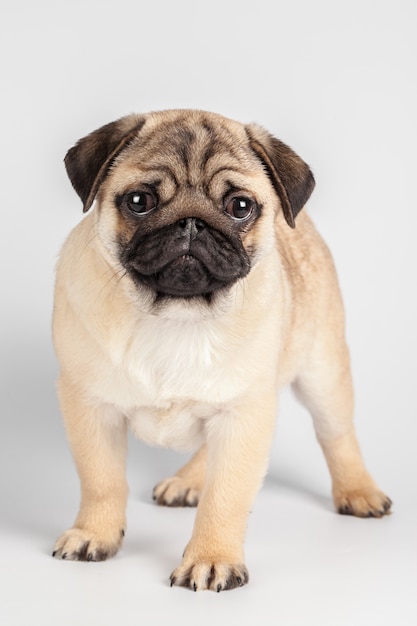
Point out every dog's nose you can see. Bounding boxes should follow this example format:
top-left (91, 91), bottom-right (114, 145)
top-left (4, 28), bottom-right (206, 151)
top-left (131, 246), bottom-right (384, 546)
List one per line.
top-left (178, 217), bottom-right (206, 240)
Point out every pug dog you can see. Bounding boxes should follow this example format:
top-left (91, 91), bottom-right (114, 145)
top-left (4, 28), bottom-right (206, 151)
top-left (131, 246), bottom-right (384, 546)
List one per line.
top-left (52, 109), bottom-right (391, 591)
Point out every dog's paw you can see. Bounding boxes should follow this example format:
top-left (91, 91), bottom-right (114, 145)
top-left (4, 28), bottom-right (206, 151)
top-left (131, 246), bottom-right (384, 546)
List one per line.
top-left (170, 560), bottom-right (249, 592)
top-left (335, 488), bottom-right (392, 518)
top-left (52, 528), bottom-right (125, 562)
top-left (153, 476), bottom-right (200, 507)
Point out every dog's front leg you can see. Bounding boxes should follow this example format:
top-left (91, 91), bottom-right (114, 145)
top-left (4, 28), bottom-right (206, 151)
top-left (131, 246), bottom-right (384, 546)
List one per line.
top-left (170, 391), bottom-right (276, 592)
top-left (53, 374), bottom-right (128, 561)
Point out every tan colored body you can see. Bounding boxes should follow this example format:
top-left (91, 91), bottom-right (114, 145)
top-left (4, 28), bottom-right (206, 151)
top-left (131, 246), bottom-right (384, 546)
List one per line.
top-left (53, 110), bottom-right (391, 591)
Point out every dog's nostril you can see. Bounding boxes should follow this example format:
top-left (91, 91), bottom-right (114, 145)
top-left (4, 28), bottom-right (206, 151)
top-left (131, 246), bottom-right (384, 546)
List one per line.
top-left (178, 217), bottom-right (206, 233)
top-left (195, 218), bottom-right (205, 232)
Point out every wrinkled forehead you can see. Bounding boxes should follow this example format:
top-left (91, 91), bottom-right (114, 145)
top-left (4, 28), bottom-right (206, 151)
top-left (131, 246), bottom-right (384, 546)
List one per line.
top-left (116, 111), bottom-right (262, 188)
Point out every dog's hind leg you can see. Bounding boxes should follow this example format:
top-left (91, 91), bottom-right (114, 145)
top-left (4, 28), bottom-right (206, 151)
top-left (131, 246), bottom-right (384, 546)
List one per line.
top-left (153, 445), bottom-right (207, 507)
top-left (293, 332), bottom-right (392, 518)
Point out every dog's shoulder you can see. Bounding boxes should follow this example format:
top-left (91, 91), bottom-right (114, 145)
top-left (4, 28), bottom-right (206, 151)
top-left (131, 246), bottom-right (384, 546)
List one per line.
top-left (276, 211), bottom-right (339, 292)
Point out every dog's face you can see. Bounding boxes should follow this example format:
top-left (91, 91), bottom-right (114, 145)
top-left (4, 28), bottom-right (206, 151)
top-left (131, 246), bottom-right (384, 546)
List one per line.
top-left (65, 110), bottom-right (314, 310)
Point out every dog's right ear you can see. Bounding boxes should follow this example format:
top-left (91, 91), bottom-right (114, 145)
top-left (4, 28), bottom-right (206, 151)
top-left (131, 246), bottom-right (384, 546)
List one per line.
top-left (64, 114), bottom-right (146, 212)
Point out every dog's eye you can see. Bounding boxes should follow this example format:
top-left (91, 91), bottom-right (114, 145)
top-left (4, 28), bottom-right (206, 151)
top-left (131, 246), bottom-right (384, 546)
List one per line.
top-left (125, 192), bottom-right (156, 215)
top-left (224, 196), bottom-right (254, 221)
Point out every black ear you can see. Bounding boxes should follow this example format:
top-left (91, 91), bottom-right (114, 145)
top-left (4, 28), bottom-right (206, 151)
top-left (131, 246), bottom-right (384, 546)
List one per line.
top-left (64, 114), bottom-right (146, 212)
top-left (246, 124), bottom-right (315, 228)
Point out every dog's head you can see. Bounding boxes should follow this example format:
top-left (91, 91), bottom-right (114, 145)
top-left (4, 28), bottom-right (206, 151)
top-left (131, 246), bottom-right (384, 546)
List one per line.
top-left (65, 110), bottom-right (314, 308)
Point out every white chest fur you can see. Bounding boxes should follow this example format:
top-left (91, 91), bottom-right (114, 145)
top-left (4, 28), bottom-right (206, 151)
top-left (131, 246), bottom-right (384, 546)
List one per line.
top-left (97, 314), bottom-right (254, 451)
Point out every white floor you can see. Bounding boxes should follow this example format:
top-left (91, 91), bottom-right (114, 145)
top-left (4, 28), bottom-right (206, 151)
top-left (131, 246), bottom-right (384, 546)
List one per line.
top-left (1, 337), bottom-right (416, 626)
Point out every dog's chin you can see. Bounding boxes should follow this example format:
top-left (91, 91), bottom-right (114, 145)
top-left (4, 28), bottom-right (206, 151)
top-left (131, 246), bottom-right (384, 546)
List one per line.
top-left (126, 256), bottom-right (238, 320)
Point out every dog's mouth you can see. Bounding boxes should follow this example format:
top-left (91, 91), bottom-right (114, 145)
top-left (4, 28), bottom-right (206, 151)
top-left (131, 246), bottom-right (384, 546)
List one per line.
top-left (129, 252), bottom-right (238, 298)
top-left (121, 219), bottom-right (250, 299)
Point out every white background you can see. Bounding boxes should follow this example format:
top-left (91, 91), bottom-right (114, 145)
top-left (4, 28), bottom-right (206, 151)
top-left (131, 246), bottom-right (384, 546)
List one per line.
top-left (1, 1), bottom-right (416, 624)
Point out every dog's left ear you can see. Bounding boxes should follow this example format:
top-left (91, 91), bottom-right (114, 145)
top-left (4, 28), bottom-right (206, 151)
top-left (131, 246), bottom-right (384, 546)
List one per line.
top-left (246, 124), bottom-right (315, 228)
top-left (65, 114), bottom-right (146, 212)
